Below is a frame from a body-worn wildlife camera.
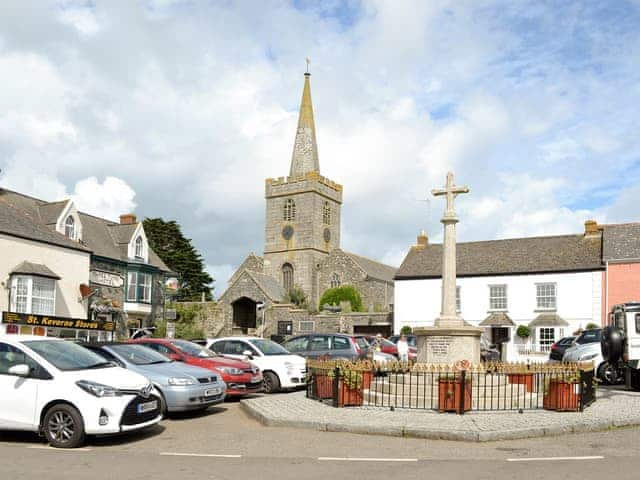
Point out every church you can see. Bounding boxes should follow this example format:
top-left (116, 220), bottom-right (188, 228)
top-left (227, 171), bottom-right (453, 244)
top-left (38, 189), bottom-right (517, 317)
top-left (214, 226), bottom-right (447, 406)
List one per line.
top-left (211, 72), bottom-right (396, 339)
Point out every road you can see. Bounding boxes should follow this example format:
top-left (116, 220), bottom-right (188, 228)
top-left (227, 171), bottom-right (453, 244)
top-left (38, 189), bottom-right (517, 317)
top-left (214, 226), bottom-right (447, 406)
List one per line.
top-left (1, 397), bottom-right (639, 479)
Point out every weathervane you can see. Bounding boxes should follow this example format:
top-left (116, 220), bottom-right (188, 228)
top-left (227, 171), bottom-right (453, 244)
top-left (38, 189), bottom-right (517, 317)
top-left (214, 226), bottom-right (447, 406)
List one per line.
top-left (305, 57), bottom-right (310, 74)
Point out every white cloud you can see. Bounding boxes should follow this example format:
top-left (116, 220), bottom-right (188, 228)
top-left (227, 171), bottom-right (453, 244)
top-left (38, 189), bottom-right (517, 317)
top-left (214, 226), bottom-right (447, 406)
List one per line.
top-left (70, 176), bottom-right (136, 221)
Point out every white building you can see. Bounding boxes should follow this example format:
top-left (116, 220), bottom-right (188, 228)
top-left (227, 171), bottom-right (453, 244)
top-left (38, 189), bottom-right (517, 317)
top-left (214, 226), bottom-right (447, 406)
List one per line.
top-left (394, 224), bottom-right (604, 361)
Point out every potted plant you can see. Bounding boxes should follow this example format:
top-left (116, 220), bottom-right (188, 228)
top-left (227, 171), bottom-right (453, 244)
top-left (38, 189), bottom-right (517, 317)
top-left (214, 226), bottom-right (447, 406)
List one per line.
top-left (335, 369), bottom-right (365, 407)
top-left (438, 373), bottom-right (472, 413)
top-left (543, 373), bottom-right (580, 411)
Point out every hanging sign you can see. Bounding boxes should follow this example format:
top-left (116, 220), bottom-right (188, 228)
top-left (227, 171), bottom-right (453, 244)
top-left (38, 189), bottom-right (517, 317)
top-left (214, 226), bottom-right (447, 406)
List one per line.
top-left (90, 270), bottom-right (124, 288)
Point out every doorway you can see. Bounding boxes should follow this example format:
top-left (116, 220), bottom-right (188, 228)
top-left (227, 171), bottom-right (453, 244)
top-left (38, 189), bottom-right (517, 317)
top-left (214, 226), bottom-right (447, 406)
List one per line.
top-left (232, 297), bottom-right (257, 334)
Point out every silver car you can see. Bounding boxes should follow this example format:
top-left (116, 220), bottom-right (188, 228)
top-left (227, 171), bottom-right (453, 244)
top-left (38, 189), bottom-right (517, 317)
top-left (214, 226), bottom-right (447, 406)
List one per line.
top-left (83, 343), bottom-right (226, 413)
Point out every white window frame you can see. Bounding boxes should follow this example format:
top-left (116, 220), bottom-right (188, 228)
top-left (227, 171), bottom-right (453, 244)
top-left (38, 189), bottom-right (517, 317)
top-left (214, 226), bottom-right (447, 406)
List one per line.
top-left (536, 283), bottom-right (557, 310)
top-left (134, 236), bottom-right (144, 258)
top-left (489, 284), bottom-right (508, 311)
top-left (127, 272), bottom-right (152, 303)
top-left (65, 215), bottom-right (76, 240)
top-left (537, 327), bottom-right (556, 351)
top-left (10, 275), bottom-right (56, 315)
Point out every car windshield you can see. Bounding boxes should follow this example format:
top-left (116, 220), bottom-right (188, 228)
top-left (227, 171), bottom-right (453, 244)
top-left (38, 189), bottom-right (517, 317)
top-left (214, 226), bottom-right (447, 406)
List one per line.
top-left (108, 344), bottom-right (171, 365)
top-left (248, 339), bottom-right (290, 355)
top-left (171, 340), bottom-right (217, 358)
top-left (577, 330), bottom-right (601, 344)
top-left (24, 340), bottom-right (114, 371)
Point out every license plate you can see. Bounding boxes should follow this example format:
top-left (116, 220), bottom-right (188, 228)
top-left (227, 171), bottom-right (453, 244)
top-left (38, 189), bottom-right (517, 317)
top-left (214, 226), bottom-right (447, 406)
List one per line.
top-left (251, 376), bottom-right (261, 383)
top-left (137, 400), bottom-right (158, 414)
top-left (205, 387), bottom-right (221, 397)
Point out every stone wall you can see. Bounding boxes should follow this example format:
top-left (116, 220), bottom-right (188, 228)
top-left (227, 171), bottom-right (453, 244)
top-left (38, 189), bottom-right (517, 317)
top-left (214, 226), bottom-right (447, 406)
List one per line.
top-left (176, 301), bottom-right (225, 337)
top-left (317, 249), bottom-right (394, 312)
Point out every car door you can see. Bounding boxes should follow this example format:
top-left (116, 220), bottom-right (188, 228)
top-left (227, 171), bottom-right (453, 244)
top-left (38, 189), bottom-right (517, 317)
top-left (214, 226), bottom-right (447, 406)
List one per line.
top-left (222, 340), bottom-right (251, 360)
top-left (331, 336), bottom-right (354, 359)
top-left (307, 335), bottom-right (331, 359)
top-left (282, 336), bottom-right (310, 357)
top-left (0, 342), bottom-right (46, 430)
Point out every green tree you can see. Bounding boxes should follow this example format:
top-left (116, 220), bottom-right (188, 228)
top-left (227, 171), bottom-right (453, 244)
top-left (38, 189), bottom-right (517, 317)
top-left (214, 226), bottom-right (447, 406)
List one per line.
top-left (143, 218), bottom-right (214, 301)
top-left (516, 325), bottom-right (531, 339)
top-left (319, 285), bottom-right (363, 312)
top-left (285, 286), bottom-right (308, 309)
top-left (400, 325), bottom-right (413, 335)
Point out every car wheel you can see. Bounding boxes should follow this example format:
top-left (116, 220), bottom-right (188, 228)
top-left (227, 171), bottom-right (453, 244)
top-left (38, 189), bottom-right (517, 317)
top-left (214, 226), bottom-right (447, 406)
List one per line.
top-left (43, 404), bottom-right (85, 449)
top-left (157, 390), bottom-right (168, 416)
top-left (263, 372), bottom-right (281, 394)
top-left (598, 362), bottom-right (621, 385)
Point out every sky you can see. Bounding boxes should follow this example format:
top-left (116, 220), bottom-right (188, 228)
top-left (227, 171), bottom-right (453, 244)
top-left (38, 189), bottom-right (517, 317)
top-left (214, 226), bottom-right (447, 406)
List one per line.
top-left (1, 0), bottom-right (639, 296)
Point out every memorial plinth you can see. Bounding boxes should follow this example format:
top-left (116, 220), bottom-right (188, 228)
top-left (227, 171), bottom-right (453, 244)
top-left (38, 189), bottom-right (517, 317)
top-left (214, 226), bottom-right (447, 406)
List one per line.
top-left (415, 172), bottom-right (482, 364)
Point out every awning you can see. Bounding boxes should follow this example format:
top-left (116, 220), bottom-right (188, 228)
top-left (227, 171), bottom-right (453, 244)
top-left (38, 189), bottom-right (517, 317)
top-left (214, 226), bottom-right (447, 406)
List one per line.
top-left (479, 312), bottom-right (516, 327)
top-left (528, 313), bottom-right (569, 327)
top-left (10, 261), bottom-right (61, 279)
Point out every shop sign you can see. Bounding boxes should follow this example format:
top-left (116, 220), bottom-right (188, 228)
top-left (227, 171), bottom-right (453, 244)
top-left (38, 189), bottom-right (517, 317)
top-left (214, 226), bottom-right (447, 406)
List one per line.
top-left (90, 270), bottom-right (124, 288)
top-left (2, 311), bottom-right (115, 332)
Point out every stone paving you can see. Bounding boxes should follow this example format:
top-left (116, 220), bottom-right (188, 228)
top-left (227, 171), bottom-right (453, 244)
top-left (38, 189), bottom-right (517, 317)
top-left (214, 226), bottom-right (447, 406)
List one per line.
top-left (240, 387), bottom-right (640, 441)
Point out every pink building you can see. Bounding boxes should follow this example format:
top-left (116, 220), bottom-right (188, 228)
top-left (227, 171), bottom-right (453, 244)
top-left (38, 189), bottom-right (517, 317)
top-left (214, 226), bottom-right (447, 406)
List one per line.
top-left (602, 223), bottom-right (640, 323)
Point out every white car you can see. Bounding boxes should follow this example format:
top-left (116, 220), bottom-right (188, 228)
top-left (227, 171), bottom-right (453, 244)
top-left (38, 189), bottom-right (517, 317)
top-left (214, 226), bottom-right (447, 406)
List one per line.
top-left (0, 335), bottom-right (162, 448)
top-left (206, 337), bottom-right (306, 393)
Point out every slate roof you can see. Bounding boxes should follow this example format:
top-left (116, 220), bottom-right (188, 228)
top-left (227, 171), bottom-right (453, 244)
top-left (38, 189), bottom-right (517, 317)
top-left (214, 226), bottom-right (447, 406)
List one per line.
top-left (343, 251), bottom-right (397, 283)
top-left (479, 312), bottom-right (515, 327)
top-left (0, 192), bottom-right (90, 252)
top-left (247, 271), bottom-right (286, 302)
top-left (602, 223), bottom-right (640, 262)
top-left (0, 189), bottom-right (169, 271)
top-left (10, 261), bottom-right (61, 279)
top-left (529, 313), bottom-right (569, 327)
top-left (395, 234), bottom-right (603, 279)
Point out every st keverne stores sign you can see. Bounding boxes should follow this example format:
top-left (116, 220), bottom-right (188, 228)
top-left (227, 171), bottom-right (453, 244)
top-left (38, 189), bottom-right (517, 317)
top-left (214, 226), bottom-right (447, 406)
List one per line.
top-left (2, 311), bottom-right (115, 332)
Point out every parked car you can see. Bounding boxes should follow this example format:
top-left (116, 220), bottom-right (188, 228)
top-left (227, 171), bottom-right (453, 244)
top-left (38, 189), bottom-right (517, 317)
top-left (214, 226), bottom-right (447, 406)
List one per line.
top-left (0, 335), bottom-right (162, 448)
top-left (549, 336), bottom-right (576, 361)
top-left (563, 329), bottom-right (621, 384)
top-left (206, 337), bottom-right (306, 393)
top-left (281, 333), bottom-right (395, 362)
top-left (129, 338), bottom-right (263, 397)
top-left (81, 343), bottom-right (226, 413)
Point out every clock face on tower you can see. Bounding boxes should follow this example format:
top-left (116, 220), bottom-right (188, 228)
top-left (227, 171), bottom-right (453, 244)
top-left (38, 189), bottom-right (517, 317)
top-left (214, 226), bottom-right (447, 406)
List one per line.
top-left (323, 228), bottom-right (331, 242)
top-left (282, 225), bottom-right (294, 240)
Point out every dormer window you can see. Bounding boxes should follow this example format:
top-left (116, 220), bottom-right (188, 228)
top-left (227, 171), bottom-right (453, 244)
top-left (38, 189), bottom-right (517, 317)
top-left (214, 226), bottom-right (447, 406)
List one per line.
top-left (65, 216), bottom-right (76, 240)
top-left (135, 236), bottom-right (144, 258)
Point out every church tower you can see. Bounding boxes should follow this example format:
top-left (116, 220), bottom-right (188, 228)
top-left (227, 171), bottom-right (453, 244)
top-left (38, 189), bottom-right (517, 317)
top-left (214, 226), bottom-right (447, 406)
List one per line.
top-left (264, 72), bottom-right (343, 308)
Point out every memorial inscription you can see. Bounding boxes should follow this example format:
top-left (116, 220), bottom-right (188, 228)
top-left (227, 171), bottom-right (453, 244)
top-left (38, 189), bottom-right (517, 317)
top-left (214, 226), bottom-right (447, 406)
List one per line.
top-left (428, 336), bottom-right (453, 357)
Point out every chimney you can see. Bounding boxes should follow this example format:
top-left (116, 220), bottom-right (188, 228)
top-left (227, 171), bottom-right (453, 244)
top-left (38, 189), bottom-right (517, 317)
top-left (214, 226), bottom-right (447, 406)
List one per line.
top-left (416, 230), bottom-right (428, 249)
top-left (119, 213), bottom-right (137, 225)
top-left (584, 220), bottom-right (600, 238)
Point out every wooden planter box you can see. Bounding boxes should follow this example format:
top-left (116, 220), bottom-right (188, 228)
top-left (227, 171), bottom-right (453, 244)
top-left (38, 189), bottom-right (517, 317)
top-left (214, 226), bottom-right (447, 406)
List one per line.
top-left (507, 373), bottom-right (535, 393)
top-left (313, 374), bottom-right (334, 399)
top-left (362, 371), bottom-right (373, 390)
top-left (438, 378), bottom-right (472, 413)
top-left (543, 380), bottom-right (580, 411)
top-left (337, 380), bottom-right (364, 407)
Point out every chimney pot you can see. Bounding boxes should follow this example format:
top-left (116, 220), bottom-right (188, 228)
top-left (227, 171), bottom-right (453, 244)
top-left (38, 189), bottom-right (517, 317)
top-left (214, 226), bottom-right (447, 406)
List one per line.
top-left (120, 213), bottom-right (137, 225)
top-left (416, 230), bottom-right (428, 248)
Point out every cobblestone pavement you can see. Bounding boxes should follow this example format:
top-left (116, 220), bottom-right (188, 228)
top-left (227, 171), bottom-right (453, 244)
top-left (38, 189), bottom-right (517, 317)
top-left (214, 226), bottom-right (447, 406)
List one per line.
top-left (240, 386), bottom-right (640, 441)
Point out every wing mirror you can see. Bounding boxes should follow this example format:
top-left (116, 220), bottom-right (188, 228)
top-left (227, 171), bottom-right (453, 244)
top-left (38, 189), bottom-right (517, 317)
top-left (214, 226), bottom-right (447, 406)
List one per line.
top-left (168, 353), bottom-right (183, 362)
top-left (8, 364), bottom-right (30, 377)
top-left (242, 350), bottom-right (254, 360)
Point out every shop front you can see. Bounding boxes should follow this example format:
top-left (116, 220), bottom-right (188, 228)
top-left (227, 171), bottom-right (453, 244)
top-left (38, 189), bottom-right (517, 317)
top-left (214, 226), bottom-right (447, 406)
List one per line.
top-left (1, 311), bottom-right (116, 341)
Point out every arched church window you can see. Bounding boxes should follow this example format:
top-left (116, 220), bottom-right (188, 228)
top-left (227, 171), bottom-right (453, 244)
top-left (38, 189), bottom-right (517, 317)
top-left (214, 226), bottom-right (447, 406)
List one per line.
top-left (330, 273), bottom-right (341, 288)
top-left (135, 236), bottom-right (144, 258)
top-left (323, 201), bottom-right (331, 225)
top-left (283, 199), bottom-right (296, 221)
top-left (282, 263), bottom-right (294, 292)
top-left (65, 216), bottom-right (75, 240)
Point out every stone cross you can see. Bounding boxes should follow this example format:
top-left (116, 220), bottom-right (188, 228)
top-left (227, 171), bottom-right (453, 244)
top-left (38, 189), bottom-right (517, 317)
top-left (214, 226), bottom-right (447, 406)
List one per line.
top-left (431, 172), bottom-right (469, 325)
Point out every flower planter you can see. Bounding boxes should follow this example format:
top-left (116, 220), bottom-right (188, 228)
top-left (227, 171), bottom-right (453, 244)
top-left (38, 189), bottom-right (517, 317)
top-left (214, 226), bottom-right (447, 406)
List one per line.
top-left (313, 374), bottom-right (334, 399)
top-left (438, 378), bottom-right (471, 413)
top-left (337, 380), bottom-right (364, 407)
top-left (507, 373), bottom-right (535, 393)
top-left (543, 380), bottom-right (580, 411)
top-left (362, 371), bottom-right (373, 390)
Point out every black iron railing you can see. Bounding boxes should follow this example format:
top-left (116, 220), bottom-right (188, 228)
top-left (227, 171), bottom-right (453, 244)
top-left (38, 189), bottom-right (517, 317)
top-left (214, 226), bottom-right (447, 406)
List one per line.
top-left (306, 360), bottom-right (596, 414)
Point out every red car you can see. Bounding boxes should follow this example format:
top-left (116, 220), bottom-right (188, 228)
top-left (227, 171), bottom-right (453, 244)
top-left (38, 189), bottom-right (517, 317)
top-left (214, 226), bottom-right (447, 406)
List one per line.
top-left (129, 338), bottom-right (263, 397)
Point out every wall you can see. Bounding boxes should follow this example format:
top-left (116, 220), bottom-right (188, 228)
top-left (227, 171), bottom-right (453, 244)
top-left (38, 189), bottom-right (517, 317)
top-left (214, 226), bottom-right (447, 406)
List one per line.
top-left (394, 271), bottom-right (602, 334)
top-left (607, 262), bottom-right (640, 315)
top-left (0, 233), bottom-right (90, 319)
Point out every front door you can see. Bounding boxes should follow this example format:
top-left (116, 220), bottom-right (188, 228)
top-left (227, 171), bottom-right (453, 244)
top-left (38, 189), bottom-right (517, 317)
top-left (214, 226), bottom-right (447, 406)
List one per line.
top-left (0, 343), bottom-right (40, 430)
top-left (491, 327), bottom-right (510, 355)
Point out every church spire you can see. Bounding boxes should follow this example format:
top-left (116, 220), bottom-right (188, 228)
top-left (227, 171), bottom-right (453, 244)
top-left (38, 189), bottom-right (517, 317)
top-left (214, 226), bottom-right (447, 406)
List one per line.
top-left (290, 71), bottom-right (320, 177)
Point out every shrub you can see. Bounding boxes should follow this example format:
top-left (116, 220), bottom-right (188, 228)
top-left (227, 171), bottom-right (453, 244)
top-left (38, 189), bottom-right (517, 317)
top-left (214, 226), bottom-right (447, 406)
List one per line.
top-left (516, 325), bottom-right (531, 339)
top-left (285, 286), bottom-right (308, 309)
top-left (153, 303), bottom-right (204, 339)
top-left (319, 285), bottom-right (363, 312)
top-left (585, 322), bottom-right (599, 330)
top-left (400, 325), bottom-right (413, 335)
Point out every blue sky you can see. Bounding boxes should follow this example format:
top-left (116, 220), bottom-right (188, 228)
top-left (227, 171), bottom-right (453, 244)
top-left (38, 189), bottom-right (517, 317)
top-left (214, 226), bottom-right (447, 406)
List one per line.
top-left (0, 0), bottom-right (639, 294)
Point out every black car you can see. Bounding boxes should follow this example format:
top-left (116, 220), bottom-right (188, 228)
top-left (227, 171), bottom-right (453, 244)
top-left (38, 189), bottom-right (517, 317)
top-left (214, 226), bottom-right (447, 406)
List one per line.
top-left (549, 336), bottom-right (576, 361)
